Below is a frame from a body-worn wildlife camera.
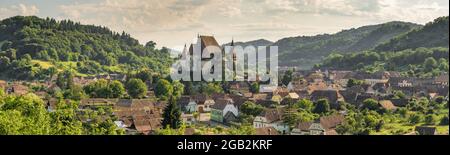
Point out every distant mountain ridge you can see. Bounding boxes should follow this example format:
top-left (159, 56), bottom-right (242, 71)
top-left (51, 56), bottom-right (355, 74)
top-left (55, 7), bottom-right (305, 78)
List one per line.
top-left (222, 20), bottom-right (428, 69)
top-left (273, 21), bottom-right (422, 69)
top-left (223, 39), bottom-right (274, 47)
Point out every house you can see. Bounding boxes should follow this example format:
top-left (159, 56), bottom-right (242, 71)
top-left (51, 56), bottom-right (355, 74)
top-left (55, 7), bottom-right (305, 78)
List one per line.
top-left (249, 93), bottom-right (274, 107)
top-left (415, 126), bottom-right (437, 135)
top-left (305, 71), bottom-right (324, 83)
top-left (291, 114), bottom-right (344, 135)
top-left (255, 127), bottom-right (280, 135)
top-left (184, 128), bottom-right (196, 135)
top-left (7, 84), bottom-right (29, 95)
top-left (193, 94), bottom-right (215, 113)
top-left (132, 115), bottom-right (161, 135)
top-left (253, 108), bottom-right (289, 134)
top-left (271, 95), bottom-right (283, 104)
top-left (389, 77), bottom-right (416, 88)
top-left (306, 81), bottom-right (328, 94)
top-left (181, 113), bottom-right (196, 125)
top-left (80, 98), bottom-right (116, 109)
top-left (379, 100), bottom-right (397, 111)
top-left (287, 79), bottom-right (308, 92)
top-left (310, 89), bottom-right (344, 108)
top-left (287, 92), bottom-right (300, 100)
top-left (390, 98), bottom-right (409, 107)
top-left (229, 82), bottom-right (250, 95)
top-left (178, 96), bottom-right (198, 113)
top-left (339, 85), bottom-right (365, 105)
top-left (112, 99), bottom-right (165, 135)
top-left (329, 71), bottom-right (353, 86)
top-left (434, 74), bottom-right (449, 86)
top-left (210, 98), bottom-right (239, 124)
top-left (281, 92), bottom-right (300, 105)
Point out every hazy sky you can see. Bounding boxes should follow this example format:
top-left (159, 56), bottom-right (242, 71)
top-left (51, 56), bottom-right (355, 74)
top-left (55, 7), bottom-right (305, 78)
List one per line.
top-left (1, 0), bottom-right (449, 50)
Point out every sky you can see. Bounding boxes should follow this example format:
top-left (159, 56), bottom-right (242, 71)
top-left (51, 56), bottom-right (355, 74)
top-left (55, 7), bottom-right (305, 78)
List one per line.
top-left (1, 0), bottom-right (449, 50)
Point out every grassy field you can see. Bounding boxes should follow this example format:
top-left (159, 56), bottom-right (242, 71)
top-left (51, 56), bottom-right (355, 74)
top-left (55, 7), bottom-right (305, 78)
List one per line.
top-left (31, 60), bottom-right (54, 69)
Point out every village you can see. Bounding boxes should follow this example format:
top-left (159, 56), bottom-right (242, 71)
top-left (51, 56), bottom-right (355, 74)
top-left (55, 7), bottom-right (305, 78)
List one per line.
top-left (1, 36), bottom-right (448, 136)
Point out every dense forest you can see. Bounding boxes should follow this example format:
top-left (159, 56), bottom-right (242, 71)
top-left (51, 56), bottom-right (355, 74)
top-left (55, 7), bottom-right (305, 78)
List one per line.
top-left (317, 47), bottom-right (449, 77)
top-left (273, 21), bottom-right (422, 68)
top-left (232, 16), bottom-right (449, 70)
top-left (375, 16), bottom-right (449, 52)
top-left (0, 16), bottom-right (173, 80)
top-left (317, 16), bottom-right (449, 77)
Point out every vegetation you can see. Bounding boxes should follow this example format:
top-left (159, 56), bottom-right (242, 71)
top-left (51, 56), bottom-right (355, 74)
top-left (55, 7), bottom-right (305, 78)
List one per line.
top-left (0, 93), bottom-right (123, 135)
top-left (155, 79), bottom-right (173, 100)
top-left (313, 99), bottom-right (331, 115)
top-left (0, 16), bottom-right (173, 80)
top-left (126, 79), bottom-right (147, 99)
top-left (375, 16), bottom-right (449, 52)
top-left (273, 21), bottom-right (421, 68)
top-left (83, 79), bottom-right (125, 98)
top-left (161, 97), bottom-right (182, 129)
top-left (318, 47), bottom-right (449, 77)
top-left (240, 101), bottom-right (264, 116)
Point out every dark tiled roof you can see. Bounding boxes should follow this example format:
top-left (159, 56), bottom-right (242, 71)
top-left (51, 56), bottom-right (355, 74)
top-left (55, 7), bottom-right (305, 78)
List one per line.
top-left (296, 122), bottom-right (313, 131)
top-left (415, 126), bottom-right (437, 135)
top-left (211, 98), bottom-right (233, 110)
top-left (310, 89), bottom-right (341, 103)
top-left (255, 127), bottom-right (280, 135)
top-left (435, 74), bottom-right (449, 83)
top-left (390, 98), bottom-right (409, 107)
top-left (319, 114), bottom-right (345, 130)
top-left (260, 108), bottom-right (285, 123)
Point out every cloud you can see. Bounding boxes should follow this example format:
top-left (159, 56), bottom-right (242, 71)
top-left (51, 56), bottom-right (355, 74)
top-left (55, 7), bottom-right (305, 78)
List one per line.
top-left (257, 0), bottom-right (448, 23)
top-left (0, 4), bottom-right (39, 19)
top-left (49, 0), bottom-right (449, 47)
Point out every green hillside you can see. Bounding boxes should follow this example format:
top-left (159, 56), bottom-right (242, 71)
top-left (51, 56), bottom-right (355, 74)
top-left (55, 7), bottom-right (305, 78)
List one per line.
top-left (0, 16), bottom-right (172, 80)
top-left (375, 16), bottom-right (449, 52)
top-left (273, 21), bottom-right (421, 69)
top-left (316, 16), bottom-right (450, 77)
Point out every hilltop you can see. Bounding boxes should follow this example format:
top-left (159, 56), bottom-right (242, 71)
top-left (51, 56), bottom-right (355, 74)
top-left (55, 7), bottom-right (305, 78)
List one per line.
top-left (0, 16), bottom-right (172, 80)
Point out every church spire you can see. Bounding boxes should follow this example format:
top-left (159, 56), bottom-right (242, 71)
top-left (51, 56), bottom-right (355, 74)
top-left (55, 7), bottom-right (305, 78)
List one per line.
top-left (231, 37), bottom-right (234, 46)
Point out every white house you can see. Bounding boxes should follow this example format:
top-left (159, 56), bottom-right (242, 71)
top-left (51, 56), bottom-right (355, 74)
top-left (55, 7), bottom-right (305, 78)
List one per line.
top-left (253, 108), bottom-right (290, 134)
top-left (211, 99), bottom-right (239, 123)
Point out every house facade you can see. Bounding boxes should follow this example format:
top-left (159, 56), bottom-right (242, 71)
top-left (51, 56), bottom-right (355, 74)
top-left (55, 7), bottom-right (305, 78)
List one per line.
top-left (210, 99), bottom-right (239, 123)
top-left (253, 108), bottom-right (290, 134)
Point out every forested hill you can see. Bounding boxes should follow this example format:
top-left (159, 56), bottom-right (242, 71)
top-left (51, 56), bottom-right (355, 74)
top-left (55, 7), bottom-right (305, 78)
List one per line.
top-left (223, 39), bottom-right (274, 47)
top-left (375, 16), bottom-right (449, 52)
top-left (0, 16), bottom-right (172, 80)
top-left (317, 16), bottom-right (450, 78)
top-left (273, 21), bottom-right (421, 69)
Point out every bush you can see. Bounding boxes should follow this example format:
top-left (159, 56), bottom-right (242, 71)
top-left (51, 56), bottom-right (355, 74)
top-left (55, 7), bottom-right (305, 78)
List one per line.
top-left (440, 115), bottom-right (449, 125)
top-left (408, 113), bottom-right (422, 125)
top-left (424, 114), bottom-right (437, 125)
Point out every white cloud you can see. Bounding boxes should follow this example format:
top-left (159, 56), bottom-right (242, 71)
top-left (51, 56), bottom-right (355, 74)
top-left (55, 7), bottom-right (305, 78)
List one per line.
top-left (0, 4), bottom-right (39, 19)
top-left (46, 0), bottom-right (450, 47)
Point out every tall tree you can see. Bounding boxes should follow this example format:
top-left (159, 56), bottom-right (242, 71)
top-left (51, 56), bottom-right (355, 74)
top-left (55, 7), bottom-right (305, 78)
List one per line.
top-left (172, 81), bottom-right (184, 99)
top-left (250, 82), bottom-right (260, 93)
top-left (281, 70), bottom-right (293, 86)
top-left (161, 97), bottom-right (182, 129)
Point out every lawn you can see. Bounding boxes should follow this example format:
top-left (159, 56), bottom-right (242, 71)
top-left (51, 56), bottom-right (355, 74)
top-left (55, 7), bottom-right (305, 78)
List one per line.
top-left (31, 60), bottom-right (54, 69)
